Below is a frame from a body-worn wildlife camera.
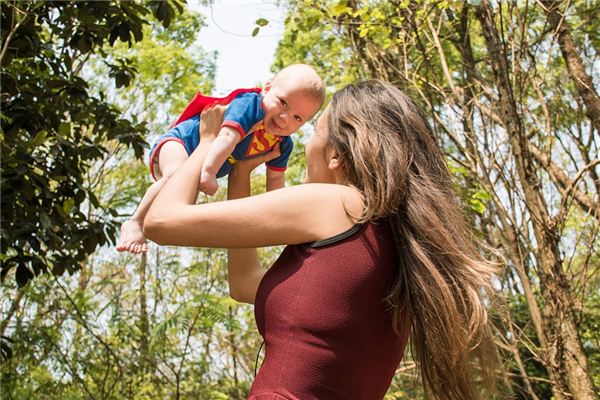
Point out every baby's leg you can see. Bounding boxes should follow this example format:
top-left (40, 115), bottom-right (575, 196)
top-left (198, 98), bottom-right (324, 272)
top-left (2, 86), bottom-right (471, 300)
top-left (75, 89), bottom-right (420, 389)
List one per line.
top-left (116, 141), bottom-right (188, 254)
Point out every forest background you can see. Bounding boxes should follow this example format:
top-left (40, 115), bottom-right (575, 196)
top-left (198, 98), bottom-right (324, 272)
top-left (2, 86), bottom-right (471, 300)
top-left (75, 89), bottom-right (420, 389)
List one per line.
top-left (1, 0), bottom-right (599, 399)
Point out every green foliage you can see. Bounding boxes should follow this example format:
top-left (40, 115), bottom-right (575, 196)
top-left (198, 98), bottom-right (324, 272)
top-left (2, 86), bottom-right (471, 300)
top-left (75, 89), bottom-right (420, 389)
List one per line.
top-left (86, 9), bottom-right (215, 223)
top-left (0, 236), bottom-right (261, 399)
top-left (2, 1), bottom-right (598, 399)
top-left (87, 9), bottom-right (216, 131)
top-left (0, 0), bottom-right (186, 286)
top-left (253, 17), bottom-right (270, 37)
top-left (273, 1), bottom-right (359, 89)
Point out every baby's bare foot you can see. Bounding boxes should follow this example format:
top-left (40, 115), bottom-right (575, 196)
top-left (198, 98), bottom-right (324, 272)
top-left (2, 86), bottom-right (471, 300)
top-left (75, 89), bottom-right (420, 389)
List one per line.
top-left (199, 172), bottom-right (218, 196)
top-left (116, 219), bottom-right (148, 254)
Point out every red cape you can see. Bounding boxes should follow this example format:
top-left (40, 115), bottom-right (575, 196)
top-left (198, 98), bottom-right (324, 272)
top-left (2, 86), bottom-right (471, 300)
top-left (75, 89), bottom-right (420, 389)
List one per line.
top-left (170, 87), bottom-right (262, 128)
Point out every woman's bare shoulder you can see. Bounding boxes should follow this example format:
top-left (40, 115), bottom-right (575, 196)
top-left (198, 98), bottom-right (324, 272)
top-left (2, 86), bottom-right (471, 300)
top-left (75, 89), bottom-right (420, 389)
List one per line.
top-left (285, 183), bottom-right (361, 205)
top-left (339, 185), bottom-right (364, 222)
top-left (286, 183), bottom-right (363, 228)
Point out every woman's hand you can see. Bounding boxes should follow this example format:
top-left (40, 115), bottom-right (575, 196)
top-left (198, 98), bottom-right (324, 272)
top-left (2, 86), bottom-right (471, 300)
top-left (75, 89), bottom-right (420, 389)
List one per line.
top-left (228, 143), bottom-right (281, 200)
top-left (233, 143), bottom-right (281, 175)
top-left (199, 103), bottom-right (227, 141)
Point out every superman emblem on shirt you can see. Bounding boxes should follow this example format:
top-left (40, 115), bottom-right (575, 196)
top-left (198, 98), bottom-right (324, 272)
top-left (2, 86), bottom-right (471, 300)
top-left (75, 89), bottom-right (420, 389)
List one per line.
top-left (245, 122), bottom-right (282, 157)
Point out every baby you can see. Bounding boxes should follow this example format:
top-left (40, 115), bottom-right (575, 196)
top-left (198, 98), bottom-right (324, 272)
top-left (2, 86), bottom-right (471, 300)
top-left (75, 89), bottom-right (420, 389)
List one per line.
top-left (116, 64), bottom-right (325, 254)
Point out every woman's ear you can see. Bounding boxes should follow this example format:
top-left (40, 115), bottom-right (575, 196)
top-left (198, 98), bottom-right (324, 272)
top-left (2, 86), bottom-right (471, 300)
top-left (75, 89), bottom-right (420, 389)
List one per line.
top-left (327, 148), bottom-right (341, 171)
top-left (327, 150), bottom-right (346, 184)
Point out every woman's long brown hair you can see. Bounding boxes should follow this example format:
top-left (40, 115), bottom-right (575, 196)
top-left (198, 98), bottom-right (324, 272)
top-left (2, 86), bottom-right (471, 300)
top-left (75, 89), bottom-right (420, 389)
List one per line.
top-left (327, 80), bottom-right (498, 399)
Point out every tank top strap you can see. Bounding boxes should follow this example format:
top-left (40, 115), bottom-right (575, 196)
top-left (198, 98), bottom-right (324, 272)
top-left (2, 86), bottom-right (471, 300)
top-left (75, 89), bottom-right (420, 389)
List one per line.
top-left (309, 224), bottom-right (363, 248)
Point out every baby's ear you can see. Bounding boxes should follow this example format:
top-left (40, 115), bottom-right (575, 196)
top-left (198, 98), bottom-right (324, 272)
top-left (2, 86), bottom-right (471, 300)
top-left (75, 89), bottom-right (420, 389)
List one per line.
top-left (263, 81), bottom-right (271, 92)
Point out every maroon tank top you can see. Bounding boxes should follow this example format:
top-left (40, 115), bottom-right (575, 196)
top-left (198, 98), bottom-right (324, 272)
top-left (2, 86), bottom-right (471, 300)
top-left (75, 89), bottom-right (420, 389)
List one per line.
top-left (249, 221), bottom-right (409, 400)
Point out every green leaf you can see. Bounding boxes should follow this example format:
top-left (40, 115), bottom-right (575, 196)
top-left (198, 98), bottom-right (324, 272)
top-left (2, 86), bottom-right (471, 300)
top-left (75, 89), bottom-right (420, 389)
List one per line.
top-left (115, 71), bottom-right (128, 88)
top-left (156, 2), bottom-right (168, 21)
top-left (15, 263), bottom-right (33, 287)
top-left (256, 18), bottom-right (269, 27)
top-left (252, 27), bottom-right (260, 37)
top-left (58, 122), bottom-right (71, 137)
top-left (62, 198), bottom-right (75, 215)
top-left (52, 263), bottom-right (65, 277)
top-left (332, 2), bottom-right (349, 17)
top-left (109, 27), bottom-right (119, 46)
top-left (118, 23), bottom-right (131, 42)
top-left (132, 25), bottom-right (144, 42)
top-left (31, 131), bottom-right (48, 147)
top-left (83, 236), bottom-right (97, 253)
top-left (40, 213), bottom-right (51, 230)
top-left (76, 34), bottom-right (91, 53)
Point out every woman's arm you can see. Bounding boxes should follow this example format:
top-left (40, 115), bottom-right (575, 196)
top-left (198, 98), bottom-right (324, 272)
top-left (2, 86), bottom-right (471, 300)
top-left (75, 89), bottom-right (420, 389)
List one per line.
top-left (226, 145), bottom-right (281, 304)
top-left (144, 114), bottom-right (360, 250)
top-left (145, 182), bottom-right (354, 248)
top-left (265, 168), bottom-right (285, 192)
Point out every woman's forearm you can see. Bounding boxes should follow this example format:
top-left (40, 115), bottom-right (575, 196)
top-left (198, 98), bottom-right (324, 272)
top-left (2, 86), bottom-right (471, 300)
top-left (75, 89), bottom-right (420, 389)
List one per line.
top-left (143, 135), bottom-right (215, 240)
top-left (266, 169), bottom-right (285, 192)
top-left (227, 162), bottom-right (252, 200)
top-left (226, 165), bottom-right (265, 304)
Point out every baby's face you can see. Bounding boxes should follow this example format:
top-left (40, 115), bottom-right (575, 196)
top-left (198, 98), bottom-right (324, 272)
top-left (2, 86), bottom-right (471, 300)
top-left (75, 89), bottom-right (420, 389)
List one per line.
top-left (261, 80), bottom-right (321, 136)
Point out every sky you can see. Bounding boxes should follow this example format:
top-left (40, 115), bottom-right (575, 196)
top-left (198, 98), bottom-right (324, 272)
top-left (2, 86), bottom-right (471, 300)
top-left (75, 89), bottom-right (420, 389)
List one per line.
top-left (189, 0), bottom-right (287, 96)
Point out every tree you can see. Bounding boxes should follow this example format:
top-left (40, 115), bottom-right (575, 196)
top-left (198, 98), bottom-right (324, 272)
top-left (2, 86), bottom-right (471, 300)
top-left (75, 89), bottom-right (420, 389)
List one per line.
top-left (1, 0), bottom-right (186, 286)
top-left (0, 4), bottom-right (270, 398)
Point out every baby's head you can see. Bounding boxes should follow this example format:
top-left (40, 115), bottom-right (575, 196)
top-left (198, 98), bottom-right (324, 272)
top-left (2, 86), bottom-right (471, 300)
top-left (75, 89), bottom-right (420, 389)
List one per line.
top-left (261, 64), bottom-right (325, 136)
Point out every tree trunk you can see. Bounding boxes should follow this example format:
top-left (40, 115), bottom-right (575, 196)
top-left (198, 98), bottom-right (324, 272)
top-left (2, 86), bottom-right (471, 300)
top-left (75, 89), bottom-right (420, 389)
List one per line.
top-left (542, 0), bottom-right (600, 134)
top-left (476, 2), bottom-right (597, 399)
top-left (139, 253), bottom-right (150, 373)
top-left (72, 263), bottom-right (89, 368)
top-left (228, 306), bottom-right (243, 399)
top-left (0, 290), bottom-right (23, 337)
top-left (454, 2), bottom-right (548, 358)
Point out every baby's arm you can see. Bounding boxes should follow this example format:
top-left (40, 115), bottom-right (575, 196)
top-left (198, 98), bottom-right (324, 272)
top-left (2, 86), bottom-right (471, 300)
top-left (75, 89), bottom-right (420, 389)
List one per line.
top-left (266, 168), bottom-right (285, 191)
top-left (199, 127), bottom-right (240, 195)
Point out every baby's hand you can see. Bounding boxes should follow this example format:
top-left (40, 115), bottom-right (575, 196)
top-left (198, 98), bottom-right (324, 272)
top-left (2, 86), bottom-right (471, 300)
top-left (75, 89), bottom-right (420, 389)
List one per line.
top-left (199, 170), bottom-right (218, 196)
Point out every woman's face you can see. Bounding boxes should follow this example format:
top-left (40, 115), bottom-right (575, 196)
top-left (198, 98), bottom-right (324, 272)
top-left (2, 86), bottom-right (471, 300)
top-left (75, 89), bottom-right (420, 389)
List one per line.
top-left (304, 106), bottom-right (336, 184)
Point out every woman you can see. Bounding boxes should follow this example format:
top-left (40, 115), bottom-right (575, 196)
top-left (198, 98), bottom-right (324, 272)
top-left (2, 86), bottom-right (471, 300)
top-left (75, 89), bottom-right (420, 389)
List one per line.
top-left (144, 80), bottom-right (498, 400)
